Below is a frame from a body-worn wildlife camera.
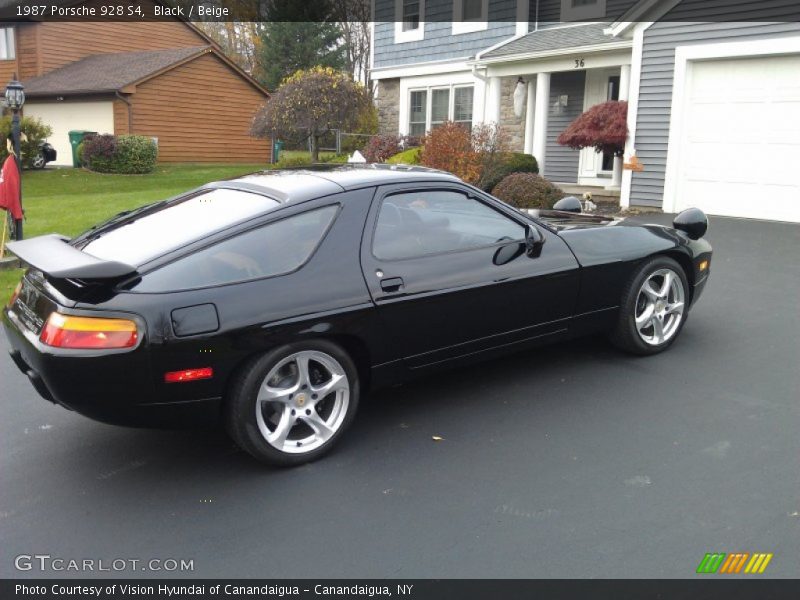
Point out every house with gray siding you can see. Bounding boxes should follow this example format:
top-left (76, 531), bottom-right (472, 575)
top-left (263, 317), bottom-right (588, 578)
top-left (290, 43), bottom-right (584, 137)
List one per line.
top-left (371, 0), bottom-right (800, 222)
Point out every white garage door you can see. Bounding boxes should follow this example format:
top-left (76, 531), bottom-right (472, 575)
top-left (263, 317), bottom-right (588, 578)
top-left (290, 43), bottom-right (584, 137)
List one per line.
top-left (675, 54), bottom-right (800, 222)
top-left (24, 101), bottom-right (114, 167)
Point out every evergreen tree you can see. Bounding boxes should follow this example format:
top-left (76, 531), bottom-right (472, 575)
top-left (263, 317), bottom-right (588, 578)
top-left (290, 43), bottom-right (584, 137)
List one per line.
top-left (255, 1), bottom-right (345, 91)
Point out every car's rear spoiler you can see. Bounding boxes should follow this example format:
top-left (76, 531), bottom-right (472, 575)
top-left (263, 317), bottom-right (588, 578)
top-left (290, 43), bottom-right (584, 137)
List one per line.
top-left (7, 234), bottom-right (136, 279)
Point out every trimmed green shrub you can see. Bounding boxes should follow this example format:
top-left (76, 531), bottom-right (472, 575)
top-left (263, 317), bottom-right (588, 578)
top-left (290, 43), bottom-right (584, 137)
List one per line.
top-left (276, 154), bottom-right (312, 168)
top-left (83, 134), bottom-right (157, 174)
top-left (0, 116), bottom-right (53, 169)
top-left (75, 141), bottom-right (85, 167)
top-left (481, 152), bottom-right (539, 192)
top-left (387, 147), bottom-right (421, 165)
top-left (114, 135), bottom-right (158, 174)
top-left (492, 172), bottom-right (564, 210)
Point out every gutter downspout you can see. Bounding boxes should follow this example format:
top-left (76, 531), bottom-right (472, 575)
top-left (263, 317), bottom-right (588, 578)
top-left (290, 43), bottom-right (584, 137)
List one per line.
top-left (115, 92), bottom-right (133, 134)
top-left (471, 64), bottom-right (489, 83)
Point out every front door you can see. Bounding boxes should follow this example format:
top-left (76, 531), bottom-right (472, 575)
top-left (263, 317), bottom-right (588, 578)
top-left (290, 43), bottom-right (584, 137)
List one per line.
top-left (360, 183), bottom-right (580, 369)
top-left (579, 68), bottom-right (621, 183)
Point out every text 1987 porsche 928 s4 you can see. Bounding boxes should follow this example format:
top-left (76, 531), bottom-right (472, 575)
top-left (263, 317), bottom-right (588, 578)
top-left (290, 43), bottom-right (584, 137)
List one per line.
top-left (3, 165), bottom-right (712, 465)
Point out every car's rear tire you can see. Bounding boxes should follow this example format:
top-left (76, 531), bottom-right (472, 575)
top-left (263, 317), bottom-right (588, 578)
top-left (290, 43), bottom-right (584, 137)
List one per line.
top-left (225, 340), bottom-right (360, 466)
top-left (609, 256), bottom-right (689, 356)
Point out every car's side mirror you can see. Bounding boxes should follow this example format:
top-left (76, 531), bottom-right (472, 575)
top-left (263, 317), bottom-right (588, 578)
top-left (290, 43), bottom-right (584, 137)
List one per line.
top-left (525, 225), bottom-right (545, 258)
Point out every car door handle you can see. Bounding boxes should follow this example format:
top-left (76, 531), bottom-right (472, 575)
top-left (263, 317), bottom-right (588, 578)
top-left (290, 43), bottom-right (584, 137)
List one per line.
top-left (380, 277), bottom-right (404, 293)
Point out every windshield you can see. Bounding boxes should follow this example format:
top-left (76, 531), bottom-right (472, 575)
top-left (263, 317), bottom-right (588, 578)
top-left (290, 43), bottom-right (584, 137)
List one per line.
top-left (79, 188), bottom-right (279, 266)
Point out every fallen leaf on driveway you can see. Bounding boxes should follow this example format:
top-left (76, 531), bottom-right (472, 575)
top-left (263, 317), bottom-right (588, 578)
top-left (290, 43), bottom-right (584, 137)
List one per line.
top-left (432, 436), bottom-right (444, 441)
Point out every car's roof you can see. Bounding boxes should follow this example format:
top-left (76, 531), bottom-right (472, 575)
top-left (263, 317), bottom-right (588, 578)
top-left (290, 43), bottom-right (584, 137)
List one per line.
top-left (226, 164), bottom-right (462, 204)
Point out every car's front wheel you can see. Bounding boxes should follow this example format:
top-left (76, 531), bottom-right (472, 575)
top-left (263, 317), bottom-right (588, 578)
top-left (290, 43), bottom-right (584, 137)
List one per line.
top-left (610, 256), bottom-right (689, 355)
top-left (226, 340), bottom-right (359, 466)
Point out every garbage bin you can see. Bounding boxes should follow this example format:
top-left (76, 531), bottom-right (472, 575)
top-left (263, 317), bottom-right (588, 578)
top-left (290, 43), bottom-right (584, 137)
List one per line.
top-left (273, 140), bottom-right (284, 163)
top-left (68, 130), bottom-right (97, 167)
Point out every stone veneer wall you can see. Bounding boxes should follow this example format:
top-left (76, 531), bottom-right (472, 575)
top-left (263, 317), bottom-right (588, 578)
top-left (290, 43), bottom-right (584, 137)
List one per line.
top-left (498, 76), bottom-right (526, 152)
top-left (375, 78), bottom-right (400, 135)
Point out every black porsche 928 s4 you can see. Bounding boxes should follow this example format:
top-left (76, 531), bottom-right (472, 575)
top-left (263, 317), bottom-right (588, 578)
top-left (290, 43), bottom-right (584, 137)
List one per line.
top-left (3, 165), bottom-right (712, 465)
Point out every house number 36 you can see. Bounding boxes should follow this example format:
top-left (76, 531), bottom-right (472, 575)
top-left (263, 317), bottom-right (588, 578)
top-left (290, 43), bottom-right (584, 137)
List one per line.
top-left (574, 58), bottom-right (585, 68)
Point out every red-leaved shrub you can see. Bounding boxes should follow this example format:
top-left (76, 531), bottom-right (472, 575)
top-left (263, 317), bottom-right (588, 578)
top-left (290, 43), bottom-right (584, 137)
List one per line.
top-left (420, 122), bottom-right (509, 187)
top-left (363, 135), bottom-right (420, 163)
top-left (557, 100), bottom-right (628, 157)
top-left (363, 135), bottom-right (402, 163)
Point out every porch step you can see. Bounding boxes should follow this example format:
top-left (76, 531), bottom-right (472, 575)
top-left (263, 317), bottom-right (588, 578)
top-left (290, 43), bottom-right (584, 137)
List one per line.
top-left (553, 183), bottom-right (620, 208)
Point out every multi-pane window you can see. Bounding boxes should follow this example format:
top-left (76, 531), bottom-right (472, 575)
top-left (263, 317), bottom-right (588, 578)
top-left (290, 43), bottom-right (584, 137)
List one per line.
top-left (402, 0), bottom-right (421, 31)
top-left (454, 87), bottom-right (474, 131)
top-left (462, 0), bottom-right (483, 21)
top-left (407, 85), bottom-right (473, 135)
top-left (430, 89), bottom-right (450, 129)
top-left (0, 28), bottom-right (15, 60)
top-left (409, 90), bottom-right (428, 137)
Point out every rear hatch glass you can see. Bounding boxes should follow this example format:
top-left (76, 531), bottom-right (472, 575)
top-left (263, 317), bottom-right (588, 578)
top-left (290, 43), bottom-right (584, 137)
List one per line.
top-left (76, 188), bottom-right (279, 266)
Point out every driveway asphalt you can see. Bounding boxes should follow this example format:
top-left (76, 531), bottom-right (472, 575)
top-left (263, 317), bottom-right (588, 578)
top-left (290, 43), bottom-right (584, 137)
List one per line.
top-left (1, 214), bottom-right (798, 579)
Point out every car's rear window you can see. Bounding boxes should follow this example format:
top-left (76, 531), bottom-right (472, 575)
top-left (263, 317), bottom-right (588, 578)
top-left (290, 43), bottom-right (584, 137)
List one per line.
top-left (132, 205), bottom-right (339, 292)
top-left (79, 188), bottom-right (279, 266)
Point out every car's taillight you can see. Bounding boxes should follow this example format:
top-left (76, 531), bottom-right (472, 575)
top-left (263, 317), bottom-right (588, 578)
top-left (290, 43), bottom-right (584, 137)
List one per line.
top-left (40, 312), bottom-right (138, 349)
top-left (8, 281), bottom-right (22, 307)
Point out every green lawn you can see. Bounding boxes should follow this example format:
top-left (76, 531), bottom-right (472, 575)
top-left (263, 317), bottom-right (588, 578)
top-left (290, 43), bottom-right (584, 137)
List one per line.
top-left (1, 163), bottom-right (267, 299)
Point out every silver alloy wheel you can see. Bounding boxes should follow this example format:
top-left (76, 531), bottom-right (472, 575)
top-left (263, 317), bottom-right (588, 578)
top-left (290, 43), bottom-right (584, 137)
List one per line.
top-left (255, 350), bottom-right (350, 454)
top-left (635, 268), bottom-right (685, 346)
top-left (32, 155), bottom-right (45, 169)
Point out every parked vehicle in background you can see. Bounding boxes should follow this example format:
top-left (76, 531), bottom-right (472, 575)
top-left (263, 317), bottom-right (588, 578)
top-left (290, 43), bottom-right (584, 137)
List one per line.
top-left (31, 141), bottom-right (57, 169)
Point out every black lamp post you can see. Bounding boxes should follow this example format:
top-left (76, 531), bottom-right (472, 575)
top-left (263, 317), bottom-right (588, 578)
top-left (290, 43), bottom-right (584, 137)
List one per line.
top-left (5, 74), bottom-right (24, 240)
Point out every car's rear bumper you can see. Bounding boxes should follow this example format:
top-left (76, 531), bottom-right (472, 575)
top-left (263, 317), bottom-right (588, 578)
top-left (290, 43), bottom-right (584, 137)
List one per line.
top-left (2, 308), bottom-right (221, 428)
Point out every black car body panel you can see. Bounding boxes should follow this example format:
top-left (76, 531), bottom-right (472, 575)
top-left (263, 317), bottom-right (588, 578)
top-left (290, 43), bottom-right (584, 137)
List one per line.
top-left (6, 235), bottom-right (137, 279)
top-left (361, 183), bottom-right (581, 370)
top-left (3, 166), bottom-right (712, 428)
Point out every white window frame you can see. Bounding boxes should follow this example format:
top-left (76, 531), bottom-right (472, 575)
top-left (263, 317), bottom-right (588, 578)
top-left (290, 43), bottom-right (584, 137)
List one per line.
top-left (395, 0), bottom-right (425, 43)
top-left (408, 89), bottom-right (428, 137)
top-left (452, 0), bottom-right (489, 35)
top-left (404, 82), bottom-right (475, 135)
top-left (0, 27), bottom-right (15, 60)
top-left (452, 85), bottom-right (475, 129)
top-left (429, 87), bottom-right (451, 129)
top-left (560, 0), bottom-right (606, 21)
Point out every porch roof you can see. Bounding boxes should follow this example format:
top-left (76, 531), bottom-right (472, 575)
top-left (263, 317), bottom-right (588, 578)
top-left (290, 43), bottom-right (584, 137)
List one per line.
top-left (479, 23), bottom-right (619, 61)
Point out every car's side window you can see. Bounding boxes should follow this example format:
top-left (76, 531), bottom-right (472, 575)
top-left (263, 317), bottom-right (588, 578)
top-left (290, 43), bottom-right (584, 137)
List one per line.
top-left (372, 189), bottom-right (525, 261)
top-left (134, 205), bottom-right (338, 292)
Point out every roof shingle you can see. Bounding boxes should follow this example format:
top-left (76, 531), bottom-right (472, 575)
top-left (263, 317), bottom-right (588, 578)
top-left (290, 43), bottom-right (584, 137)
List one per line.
top-left (480, 23), bottom-right (618, 60)
top-left (23, 46), bottom-right (210, 96)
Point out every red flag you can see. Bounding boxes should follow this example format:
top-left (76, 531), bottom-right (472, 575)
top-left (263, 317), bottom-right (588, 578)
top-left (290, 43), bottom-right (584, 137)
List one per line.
top-left (0, 154), bottom-right (22, 220)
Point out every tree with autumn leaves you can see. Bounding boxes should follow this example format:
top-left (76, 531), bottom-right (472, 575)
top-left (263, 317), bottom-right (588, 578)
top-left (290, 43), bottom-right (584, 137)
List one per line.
top-left (557, 100), bottom-right (629, 157)
top-left (251, 67), bottom-right (372, 162)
